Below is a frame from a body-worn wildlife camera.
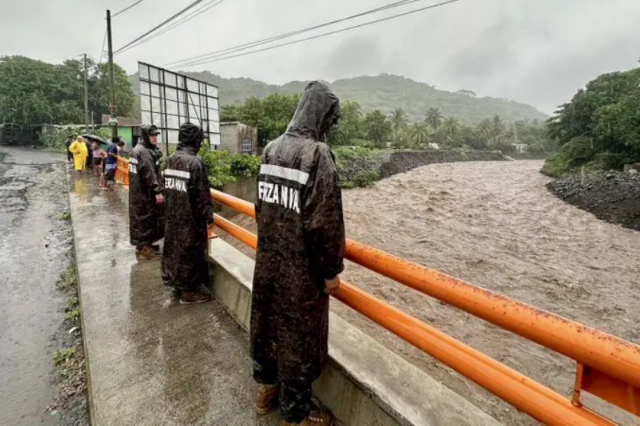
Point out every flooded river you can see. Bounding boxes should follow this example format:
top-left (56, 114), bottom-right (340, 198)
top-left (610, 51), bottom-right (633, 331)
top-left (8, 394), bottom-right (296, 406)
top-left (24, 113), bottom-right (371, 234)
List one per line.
top-left (224, 159), bottom-right (640, 424)
top-left (0, 148), bottom-right (73, 425)
top-left (335, 160), bottom-right (640, 425)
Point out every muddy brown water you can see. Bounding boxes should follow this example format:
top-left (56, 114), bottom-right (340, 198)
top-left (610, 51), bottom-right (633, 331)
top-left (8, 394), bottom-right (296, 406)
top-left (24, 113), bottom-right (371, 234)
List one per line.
top-left (223, 160), bottom-right (640, 425)
top-left (0, 148), bottom-right (75, 425)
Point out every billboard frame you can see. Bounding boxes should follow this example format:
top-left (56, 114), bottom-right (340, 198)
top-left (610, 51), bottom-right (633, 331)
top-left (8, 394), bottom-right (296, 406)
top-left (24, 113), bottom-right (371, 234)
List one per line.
top-left (138, 61), bottom-right (220, 153)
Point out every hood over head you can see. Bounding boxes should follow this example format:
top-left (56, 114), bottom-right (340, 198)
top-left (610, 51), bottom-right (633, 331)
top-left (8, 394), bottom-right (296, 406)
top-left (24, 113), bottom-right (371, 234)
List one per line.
top-left (287, 81), bottom-right (341, 141)
top-left (140, 124), bottom-right (160, 146)
top-left (177, 122), bottom-right (204, 152)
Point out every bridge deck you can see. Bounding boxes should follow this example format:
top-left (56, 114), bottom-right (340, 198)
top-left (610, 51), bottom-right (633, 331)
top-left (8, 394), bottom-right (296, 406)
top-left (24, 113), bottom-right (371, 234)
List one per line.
top-left (68, 171), bottom-right (279, 426)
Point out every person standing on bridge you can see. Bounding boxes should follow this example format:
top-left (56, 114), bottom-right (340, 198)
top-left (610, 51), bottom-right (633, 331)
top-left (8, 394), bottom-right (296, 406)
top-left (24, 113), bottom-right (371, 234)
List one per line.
top-left (251, 81), bottom-right (345, 426)
top-left (68, 135), bottom-right (88, 173)
top-left (129, 125), bottom-right (165, 260)
top-left (161, 122), bottom-right (213, 305)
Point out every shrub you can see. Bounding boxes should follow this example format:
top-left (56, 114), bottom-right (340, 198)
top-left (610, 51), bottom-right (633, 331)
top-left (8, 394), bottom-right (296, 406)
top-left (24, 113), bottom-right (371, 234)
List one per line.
top-left (541, 136), bottom-right (596, 177)
top-left (352, 170), bottom-right (379, 187)
top-left (230, 154), bottom-right (261, 178)
top-left (333, 146), bottom-right (386, 188)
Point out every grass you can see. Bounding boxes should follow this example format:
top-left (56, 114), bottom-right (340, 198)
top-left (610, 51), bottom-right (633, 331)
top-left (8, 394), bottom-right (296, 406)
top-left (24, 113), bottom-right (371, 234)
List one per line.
top-left (53, 347), bottom-right (76, 366)
top-left (59, 212), bottom-right (71, 221)
top-left (65, 308), bottom-right (81, 323)
top-left (57, 264), bottom-right (78, 292)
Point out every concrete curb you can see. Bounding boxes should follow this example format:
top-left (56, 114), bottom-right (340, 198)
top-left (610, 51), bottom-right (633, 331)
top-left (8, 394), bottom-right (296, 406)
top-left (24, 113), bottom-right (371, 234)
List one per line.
top-left (114, 181), bottom-right (502, 426)
top-left (209, 237), bottom-right (503, 426)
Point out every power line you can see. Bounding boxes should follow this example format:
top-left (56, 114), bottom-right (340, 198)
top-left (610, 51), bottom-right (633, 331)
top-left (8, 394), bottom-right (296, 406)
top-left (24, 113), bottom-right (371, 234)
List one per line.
top-left (112, 0), bottom-right (146, 18)
top-left (97, 30), bottom-right (107, 65)
top-left (164, 0), bottom-right (422, 68)
top-left (118, 0), bottom-right (228, 52)
top-left (114, 0), bottom-right (205, 55)
top-left (173, 0), bottom-right (461, 68)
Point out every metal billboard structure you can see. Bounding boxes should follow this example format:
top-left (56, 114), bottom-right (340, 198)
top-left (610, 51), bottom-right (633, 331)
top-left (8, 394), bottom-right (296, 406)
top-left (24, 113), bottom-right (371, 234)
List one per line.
top-left (138, 62), bottom-right (220, 152)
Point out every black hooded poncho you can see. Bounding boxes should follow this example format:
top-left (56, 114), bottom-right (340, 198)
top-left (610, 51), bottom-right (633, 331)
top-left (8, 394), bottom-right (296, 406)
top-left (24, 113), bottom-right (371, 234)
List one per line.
top-left (129, 125), bottom-right (165, 247)
top-left (161, 123), bottom-right (213, 292)
top-left (250, 81), bottom-right (346, 423)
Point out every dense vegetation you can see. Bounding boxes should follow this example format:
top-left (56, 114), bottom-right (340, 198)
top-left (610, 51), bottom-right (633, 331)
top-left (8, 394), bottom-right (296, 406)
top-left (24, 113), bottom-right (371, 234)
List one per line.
top-left (169, 146), bottom-right (262, 188)
top-left (0, 56), bottom-right (134, 125)
top-left (542, 66), bottom-right (640, 177)
top-left (42, 126), bottom-right (112, 150)
top-left (129, 72), bottom-right (547, 124)
top-left (221, 95), bottom-right (555, 155)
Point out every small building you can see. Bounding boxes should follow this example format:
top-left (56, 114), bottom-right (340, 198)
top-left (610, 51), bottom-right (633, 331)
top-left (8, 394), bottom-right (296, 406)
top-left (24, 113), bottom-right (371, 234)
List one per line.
top-left (101, 115), bottom-right (140, 148)
top-left (512, 143), bottom-right (528, 154)
top-left (220, 122), bottom-right (258, 155)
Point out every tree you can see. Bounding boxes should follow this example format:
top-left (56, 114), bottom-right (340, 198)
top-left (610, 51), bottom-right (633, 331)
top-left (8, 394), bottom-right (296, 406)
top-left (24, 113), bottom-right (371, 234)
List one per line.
top-left (224, 93), bottom-right (300, 143)
top-left (220, 104), bottom-right (242, 122)
top-left (363, 110), bottom-right (392, 148)
top-left (0, 55), bottom-right (134, 125)
top-left (328, 100), bottom-right (363, 146)
top-left (544, 66), bottom-right (640, 174)
top-left (389, 107), bottom-right (409, 145)
top-left (424, 107), bottom-right (443, 129)
top-left (408, 122), bottom-right (429, 148)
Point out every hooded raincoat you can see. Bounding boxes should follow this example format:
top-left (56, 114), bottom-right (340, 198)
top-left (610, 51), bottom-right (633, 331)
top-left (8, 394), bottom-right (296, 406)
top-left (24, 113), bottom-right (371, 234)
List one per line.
top-left (250, 81), bottom-right (346, 423)
top-left (161, 123), bottom-right (213, 292)
top-left (69, 137), bottom-right (88, 171)
top-left (129, 125), bottom-right (164, 247)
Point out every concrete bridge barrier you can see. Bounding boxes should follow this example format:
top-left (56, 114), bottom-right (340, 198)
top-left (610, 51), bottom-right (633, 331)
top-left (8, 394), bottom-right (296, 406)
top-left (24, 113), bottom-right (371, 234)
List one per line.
top-left (113, 168), bottom-right (502, 426)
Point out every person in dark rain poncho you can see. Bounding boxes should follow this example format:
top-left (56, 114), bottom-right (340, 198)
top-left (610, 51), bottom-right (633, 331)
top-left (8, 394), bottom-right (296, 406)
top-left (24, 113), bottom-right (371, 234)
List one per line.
top-left (251, 81), bottom-right (345, 426)
top-left (161, 123), bottom-right (213, 305)
top-left (129, 124), bottom-right (165, 260)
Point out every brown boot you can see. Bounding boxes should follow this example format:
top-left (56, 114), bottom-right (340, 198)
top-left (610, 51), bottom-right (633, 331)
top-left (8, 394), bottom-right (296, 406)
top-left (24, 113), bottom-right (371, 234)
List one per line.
top-left (282, 409), bottom-right (335, 426)
top-left (136, 246), bottom-right (158, 260)
top-left (179, 291), bottom-right (211, 305)
top-left (255, 384), bottom-right (279, 415)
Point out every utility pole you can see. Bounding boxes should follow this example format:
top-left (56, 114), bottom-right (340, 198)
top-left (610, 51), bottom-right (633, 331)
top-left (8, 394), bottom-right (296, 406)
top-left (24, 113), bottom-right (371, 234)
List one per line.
top-left (106, 10), bottom-right (118, 139)
top-left (83, 53), bottom-right (89, 131)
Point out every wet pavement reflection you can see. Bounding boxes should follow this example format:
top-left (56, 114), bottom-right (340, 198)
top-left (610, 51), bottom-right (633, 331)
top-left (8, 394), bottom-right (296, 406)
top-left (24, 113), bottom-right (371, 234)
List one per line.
top-left (68, 170), bottom-right (279, 425)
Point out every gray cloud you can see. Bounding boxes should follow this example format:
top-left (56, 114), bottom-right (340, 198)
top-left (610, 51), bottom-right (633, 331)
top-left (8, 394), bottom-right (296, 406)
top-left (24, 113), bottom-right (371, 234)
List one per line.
top-left (2, 0), bottom-right (639, 114)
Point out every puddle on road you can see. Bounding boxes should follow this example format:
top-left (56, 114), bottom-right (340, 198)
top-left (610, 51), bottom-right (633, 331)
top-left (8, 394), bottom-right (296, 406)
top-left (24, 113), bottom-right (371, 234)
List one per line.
top-left (0, 148), bottom-right (77, 425)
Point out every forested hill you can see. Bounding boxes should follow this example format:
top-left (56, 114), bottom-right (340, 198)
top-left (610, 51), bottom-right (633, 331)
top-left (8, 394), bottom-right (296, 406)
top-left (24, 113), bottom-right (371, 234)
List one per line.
top-left (129, 72), bottom-right (547, 123)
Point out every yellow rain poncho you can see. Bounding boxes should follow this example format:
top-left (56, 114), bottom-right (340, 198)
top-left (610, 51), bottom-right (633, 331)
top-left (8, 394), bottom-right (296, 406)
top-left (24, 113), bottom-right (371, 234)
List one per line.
top-left (69, 137), bottom-right (88, 172)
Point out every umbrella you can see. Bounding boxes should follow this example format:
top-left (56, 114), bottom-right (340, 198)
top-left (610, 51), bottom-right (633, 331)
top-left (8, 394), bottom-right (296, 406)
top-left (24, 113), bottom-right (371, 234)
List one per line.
top-left (82, 134), bottom-right (108, 145)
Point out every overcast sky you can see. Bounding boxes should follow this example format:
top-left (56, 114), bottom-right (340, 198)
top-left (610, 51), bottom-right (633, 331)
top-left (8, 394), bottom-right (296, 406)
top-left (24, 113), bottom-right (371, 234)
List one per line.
top-left (2, 0), bottom-right (639, 113)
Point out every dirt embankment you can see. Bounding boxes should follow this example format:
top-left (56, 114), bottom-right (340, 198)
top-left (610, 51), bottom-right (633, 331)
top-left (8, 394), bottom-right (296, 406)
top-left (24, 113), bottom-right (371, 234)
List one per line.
top-left (547, 171), bottom-right (640, 231)
top-left (379, 150), bottom-right (507, 178)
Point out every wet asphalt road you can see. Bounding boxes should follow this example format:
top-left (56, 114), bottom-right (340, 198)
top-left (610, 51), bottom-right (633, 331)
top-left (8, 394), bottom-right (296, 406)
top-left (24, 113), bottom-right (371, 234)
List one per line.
top-left (0, 147), bottom-right (71, 425)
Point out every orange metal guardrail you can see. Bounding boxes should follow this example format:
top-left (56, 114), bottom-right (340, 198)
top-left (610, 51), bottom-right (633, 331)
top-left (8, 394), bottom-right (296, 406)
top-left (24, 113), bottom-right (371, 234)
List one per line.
top-left (112, 161), bottom-right (638, 423)
top-left (114, 155), bottom-right (129, 186)
top-left (213, 214), bottom-right (612, 426)
top-left (210, 188), bottom-right (640, 422)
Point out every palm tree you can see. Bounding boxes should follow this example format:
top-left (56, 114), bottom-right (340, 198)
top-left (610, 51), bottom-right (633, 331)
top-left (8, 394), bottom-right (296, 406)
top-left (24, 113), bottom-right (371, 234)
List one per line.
top-left (424, 107), bottom-right (443, 130)
top-left (389, 107), bottom-right (409, 145)
top-left (409, 122), bottom-right (429, 148)
top-left (442, 117), bottom-right (460, 137)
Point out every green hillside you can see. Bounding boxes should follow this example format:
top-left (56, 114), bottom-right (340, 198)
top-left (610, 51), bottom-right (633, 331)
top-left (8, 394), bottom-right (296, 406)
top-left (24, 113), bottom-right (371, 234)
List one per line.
top-left (129, 72), bottom-right (547, 123)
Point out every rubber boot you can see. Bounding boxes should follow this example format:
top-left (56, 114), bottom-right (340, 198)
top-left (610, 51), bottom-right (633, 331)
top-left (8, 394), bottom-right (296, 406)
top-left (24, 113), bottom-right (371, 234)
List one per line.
top-left (255, 384), bottom-right (279, 415)
top-left (136, 246), bottom-right (158, 260)
top-left (282, 409), bottom-right (335, 426)
top-left (179, 290), bottom-right (211, 305)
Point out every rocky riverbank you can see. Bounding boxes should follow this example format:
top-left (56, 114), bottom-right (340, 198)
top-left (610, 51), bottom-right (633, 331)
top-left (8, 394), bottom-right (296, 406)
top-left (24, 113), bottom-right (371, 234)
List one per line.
top-left (335, 148), bottom-right (508, 188)
top-left (379, 150), bottom-right (507, 178)
top-left (547, 171), bottom-right (640, 231)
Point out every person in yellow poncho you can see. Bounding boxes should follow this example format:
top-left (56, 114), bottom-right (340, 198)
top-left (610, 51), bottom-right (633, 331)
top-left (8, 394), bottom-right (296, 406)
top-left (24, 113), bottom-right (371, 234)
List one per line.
top-left (69, 136), bottom-right (88, 172)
